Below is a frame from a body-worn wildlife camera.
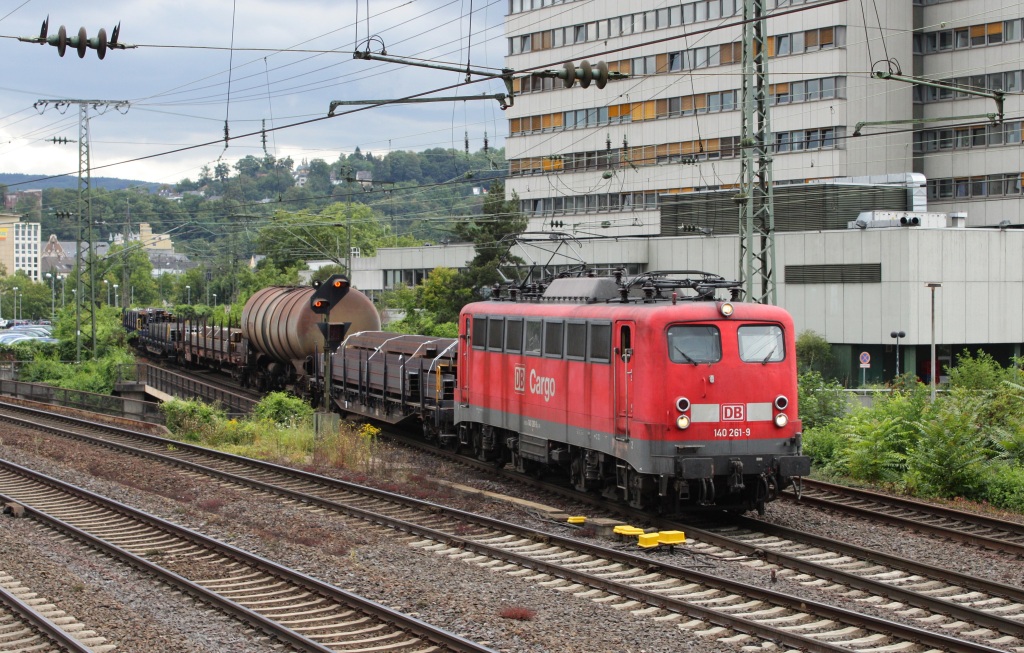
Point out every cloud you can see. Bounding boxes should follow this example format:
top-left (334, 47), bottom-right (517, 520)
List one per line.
top-left (0, 0), bottom-right (507, 185)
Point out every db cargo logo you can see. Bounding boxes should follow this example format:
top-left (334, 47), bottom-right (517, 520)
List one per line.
top-left (722, 404), bottom-right (745, 421)
top-left (530, 370), bottom-right (556, 402)
top-left (514, 364), bottom-right (526, 394)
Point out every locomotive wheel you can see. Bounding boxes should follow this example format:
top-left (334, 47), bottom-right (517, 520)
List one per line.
top-left (570, 453), bottom-right (588, 492)
top-left (625, 468), bottom-right (646, 510)
top-left (422, 421), bottom-right (437, 445)
top-left (472, 428), bottom-right (485, 461)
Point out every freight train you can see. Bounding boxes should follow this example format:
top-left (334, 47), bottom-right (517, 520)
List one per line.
top-left (126, 271), bottom-right (810, 514)
top-left (123, 280), bottom-right (381, 398)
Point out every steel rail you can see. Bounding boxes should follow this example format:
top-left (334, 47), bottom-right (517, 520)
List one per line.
top-left (784, 479), bottom-right (1024, 557)
top-left (664, 517), bottom-right (1024, 636)
top-left (0, 583), bottom-right (96, 653)
top-left (0, 405), bottom-right (1012, 653)
top-left (0, 459), bottom-right (982, 653)
top-left (380, 429), bottom-right (1024, 641)
top-left (0, 459), bottom-right (497, 653)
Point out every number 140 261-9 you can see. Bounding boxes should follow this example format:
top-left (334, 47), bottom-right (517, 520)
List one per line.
top-left (713, 428), bottom-right (751, 438)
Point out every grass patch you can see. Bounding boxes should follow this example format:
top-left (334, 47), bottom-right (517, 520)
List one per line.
top-left (160, 398), bottom-right (402, 480)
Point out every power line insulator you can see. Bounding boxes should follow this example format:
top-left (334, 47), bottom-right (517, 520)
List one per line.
top-left (557, 60), bottom-right (614, 89)
top-left (19, 17), bottom-right (130, 59)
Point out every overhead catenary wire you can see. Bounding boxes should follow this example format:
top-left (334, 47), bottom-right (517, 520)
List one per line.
top-left (0, 0), bottom-right (839, 189)
top-left (4, 0), bottom-right (1015, 206)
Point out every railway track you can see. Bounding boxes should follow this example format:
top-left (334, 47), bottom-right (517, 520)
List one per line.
top-left (0, 573), bottom-right (106, 653)
top-left (0, 402), bottom-right (1018, 652)
top-left (384, 430), bottom-right (1024, 647)
top-left (0, 459), bottom-right (495, 653)
top-left (783, 479), bottom-right (1024, 557)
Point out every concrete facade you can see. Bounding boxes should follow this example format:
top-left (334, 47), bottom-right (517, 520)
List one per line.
top-left (351, 0), bottom-right (1023, 384)
top-left (0, 215), bottom-right (41, 281)
top-left (352, 221), bottom-right (1021, 382)
top-left (502, 0), bottom-right (1023, 232)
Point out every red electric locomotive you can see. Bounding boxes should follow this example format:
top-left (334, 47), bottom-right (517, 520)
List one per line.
top-left (327, 270), bottom-right (809, 513)
top-left (453, 271), bottom-right (809, 513)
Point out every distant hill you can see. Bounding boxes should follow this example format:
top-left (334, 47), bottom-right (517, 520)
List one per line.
top-left (0, 173), bottom-right (161, 192)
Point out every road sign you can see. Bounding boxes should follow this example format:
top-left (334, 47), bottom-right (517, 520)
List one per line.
top-left (859, 351), bottom-right (870, 369)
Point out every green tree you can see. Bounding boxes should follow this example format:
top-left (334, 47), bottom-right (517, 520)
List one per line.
top-left (255, 204), bottom-right (419, 272)
top-left (234, 155), bottom-right (263, 178)
top-left (305, 159), bottom-right (334, 199)
top-left (214, 162), bottom-right (231, 182)
top-left (310, 263), bottom-right (347, 285)
top-left (418, 267), bottom-right (473, 324)
top-left (797, 371), bottom-right (849, 430)
top-left (99, 242), bottom-right (157, 307)
top-left (454, 179), bottom-right (527, 293)
top-left (796, 330), bottom-right (834, 376)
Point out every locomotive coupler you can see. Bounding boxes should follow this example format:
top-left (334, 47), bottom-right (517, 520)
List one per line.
top-left (728, 459), bottom-right (745, 493)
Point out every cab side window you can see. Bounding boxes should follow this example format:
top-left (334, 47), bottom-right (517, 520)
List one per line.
top-left (525, 319), bottom-right (543, 356)
top-left (505, 319), bottom-right (523, 353)
top-left (487, 317), bottom-right (504, 351)
top-left (544, 321), bottom-right (564, 358)
top-left (471, 316), bottom-right (487, 349)
top-left (566, 322), bottom-right (586, 360)
top-left (589, 323), bottom-right (611, 363)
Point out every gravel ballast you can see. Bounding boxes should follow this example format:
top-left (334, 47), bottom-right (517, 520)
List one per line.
top-left (2, 422), bottom-right (1022, 652)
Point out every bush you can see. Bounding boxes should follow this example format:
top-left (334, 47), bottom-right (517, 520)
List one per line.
top-left (843, 417), bottom-right (911, 484)
top-left (983, 464), bottom-right (1024, 512)
top-left (160, 398), bottom-right (227, 442)
top-left (904, 405), bottom-right (990, 499)
top-left (254, 392), bottom-right (313, 426)
top-left (945, 350), bottom-right (1024, 434)
top-left (19, 345), bottom-right (137, 395)
top-left (798, 371), bottom-right (849, 430)
top-left (802, 421), bottom-right (850, 473)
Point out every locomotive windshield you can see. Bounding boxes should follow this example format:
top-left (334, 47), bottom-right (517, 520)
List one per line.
top-left (667, 325), bottom-right (721, 364)
top-left (738, 324), bottom-right (785, 363)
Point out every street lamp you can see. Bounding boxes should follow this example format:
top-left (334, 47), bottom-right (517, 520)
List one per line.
top-left (186, 285), bottom-right (191, 305)
top-left (212, 293), bottom-right (217, 307)
top-left (45, 273), bottom-right (55, 320)
top-left (113, 284), bottom-right (119, 308)
top-left (12, 287), bottom-right (18, 322)
top-left (104, 279), bottom-right (110, 305)
top-left (890, 330), bottom-right (906, 377)
top-left (927, 282), bottom-right (942, 401)
top-left (60, 275), bottom-right (66, 308)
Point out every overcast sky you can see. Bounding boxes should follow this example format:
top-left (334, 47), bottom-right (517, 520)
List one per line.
top-left (0, 0), bottom-right (509, 187)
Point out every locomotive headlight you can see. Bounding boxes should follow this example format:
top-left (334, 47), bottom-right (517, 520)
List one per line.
top-left (675, 396), bottom-right (691, 412)
top-left (774, 395), bottom-right (789, 410)
top-left (774, 413), bottom-right (789, 428)
top-left (719, 302), bottom-right (735, 317)
top-left (676, 414), bottom-right (691, 430)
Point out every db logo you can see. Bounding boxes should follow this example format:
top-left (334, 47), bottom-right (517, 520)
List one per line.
top-left (514, 364), bottom-right (526, 394)
top-left (722, 404), bottom-right (745, 421)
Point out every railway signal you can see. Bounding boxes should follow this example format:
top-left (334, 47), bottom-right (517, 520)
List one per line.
top-left (18, 16), bottom-right (133, 59)
top-left (310, 275), bottom-right (351, 315)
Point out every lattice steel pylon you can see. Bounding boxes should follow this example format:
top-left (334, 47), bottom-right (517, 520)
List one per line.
top-left (35, 99), bottom-right (129, 361)
top-left (737, 0), bottom-right (776, 304)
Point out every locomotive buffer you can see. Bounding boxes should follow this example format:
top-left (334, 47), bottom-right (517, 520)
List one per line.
top-left (311, 275), bottom-right (353, 429)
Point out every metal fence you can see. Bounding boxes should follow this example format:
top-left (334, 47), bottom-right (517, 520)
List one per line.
top-left (121, 363), bottom-right (257, 416)
top-left (0, 378), bottom-right (166, 424)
